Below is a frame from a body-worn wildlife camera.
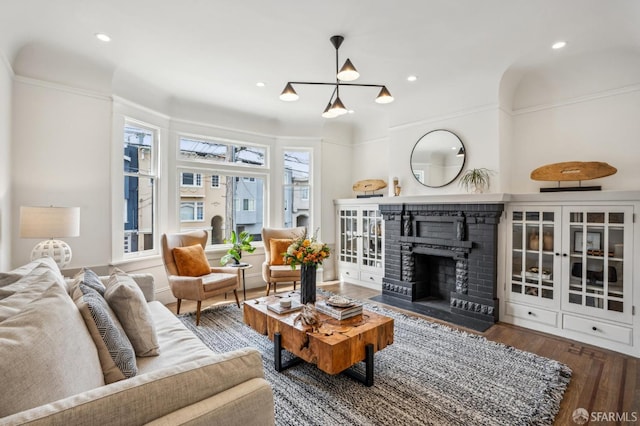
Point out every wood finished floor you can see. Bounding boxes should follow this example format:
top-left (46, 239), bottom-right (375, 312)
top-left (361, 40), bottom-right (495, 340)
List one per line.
top-left (166, 281), bottom-right (640, 425)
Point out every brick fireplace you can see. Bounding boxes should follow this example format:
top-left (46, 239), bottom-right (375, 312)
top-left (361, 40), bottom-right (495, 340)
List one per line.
top-left (373, 202), bottom-right (504, 331)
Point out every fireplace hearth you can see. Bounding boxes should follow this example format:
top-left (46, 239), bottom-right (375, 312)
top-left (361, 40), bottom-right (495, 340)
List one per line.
top-left (371, 202), bottom-right (504, 331)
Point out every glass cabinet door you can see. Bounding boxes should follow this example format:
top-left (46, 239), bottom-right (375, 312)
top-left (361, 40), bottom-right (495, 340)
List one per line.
top-left (338, 208), bottom-right (359, 265)
top-left (361, 209), bottom-right (383, 270)
top-left (508, 207), bottom-right (561, 308)
top-left (563, 207), bottom-right (632, 322)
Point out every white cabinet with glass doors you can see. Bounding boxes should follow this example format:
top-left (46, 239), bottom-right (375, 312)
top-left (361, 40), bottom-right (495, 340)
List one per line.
top-left (336, 204), bottom-right (384, 289)
top-left (505, 204), bottom-right (634, 353)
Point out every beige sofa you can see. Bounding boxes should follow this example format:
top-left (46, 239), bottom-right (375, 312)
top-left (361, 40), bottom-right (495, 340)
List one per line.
top-left (0, 257), bottom-right (274, 425)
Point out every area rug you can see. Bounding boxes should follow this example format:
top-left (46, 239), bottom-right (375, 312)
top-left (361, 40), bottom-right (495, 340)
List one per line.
top-left (178, 298), bottom-right (571, 426)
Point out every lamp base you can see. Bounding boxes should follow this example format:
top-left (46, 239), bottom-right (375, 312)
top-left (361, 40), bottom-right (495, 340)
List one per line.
top-left (31, 239), bottom-right (72, 269)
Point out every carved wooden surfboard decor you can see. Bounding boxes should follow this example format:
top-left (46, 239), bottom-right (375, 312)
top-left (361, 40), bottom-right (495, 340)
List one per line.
top-left (353, 179), bottom-right (387, 192)
top-left (531, 161), bottom-right (617, 182)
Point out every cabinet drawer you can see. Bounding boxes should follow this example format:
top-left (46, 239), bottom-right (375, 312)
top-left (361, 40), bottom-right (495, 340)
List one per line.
top-left (506, 302), bottom-right (557, 327)
top-left (360, 272), bottom-right (382, 285)
top-left (562, 314), bottom-right (632, 345)
top-left (339, 268), bottom-right (359, 282)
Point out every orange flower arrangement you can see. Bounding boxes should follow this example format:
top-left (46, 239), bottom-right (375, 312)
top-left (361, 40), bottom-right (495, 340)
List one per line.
top-left (283, 232), bottom-right (330, 267)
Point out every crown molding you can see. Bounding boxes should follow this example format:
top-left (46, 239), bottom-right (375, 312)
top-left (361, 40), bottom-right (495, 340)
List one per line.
top-left (112, 95), bottom-right (171, 120)
top-left (511, 83), bottom-right (640, 116)
top-left (14, 75), bottom-right (111, 101)
top-left (390, 103), bottom-right (500, 132)
top-left (0, 53), bottom-right (14, 77)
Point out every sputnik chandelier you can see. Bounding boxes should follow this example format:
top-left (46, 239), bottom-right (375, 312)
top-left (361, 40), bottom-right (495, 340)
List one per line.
top-left (279, 35), bottom-right (394, 118)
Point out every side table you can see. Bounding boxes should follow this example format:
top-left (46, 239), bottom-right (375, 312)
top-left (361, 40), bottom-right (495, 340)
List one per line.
top-left (228, 263), bottom-right (253, 301)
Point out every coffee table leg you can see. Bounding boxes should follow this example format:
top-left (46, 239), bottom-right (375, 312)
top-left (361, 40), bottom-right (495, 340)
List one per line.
top-left (274, 332), bottom-right (303, 372)
top-left (343, 343), bottom-right (375, 387)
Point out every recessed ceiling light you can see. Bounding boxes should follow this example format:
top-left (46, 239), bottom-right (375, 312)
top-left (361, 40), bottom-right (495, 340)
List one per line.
top-left (256, 82), bottom-right (265, 87)
top-left (95, 33), bottom-right (111, 42)
top-left (407, 75), bottom-right (418, 82)
top-left (347, 110), bottom-right (355, 114)
top-left (552, 41), bottom-right (567, 50)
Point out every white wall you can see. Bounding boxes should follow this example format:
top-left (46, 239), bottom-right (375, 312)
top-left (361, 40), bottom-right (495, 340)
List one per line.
top-left (510, 88), bottom-right (640, 193)
top-left (11, 78), bottom-right (113, 268)
top-left (380, 106), bottom-right (501, 197)
top-left (0, 57), bottom-right (12, 270)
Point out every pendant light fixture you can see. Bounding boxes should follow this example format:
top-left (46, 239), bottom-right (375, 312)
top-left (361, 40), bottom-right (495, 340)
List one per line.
top-left (279, 35), bottom-right (394, 118)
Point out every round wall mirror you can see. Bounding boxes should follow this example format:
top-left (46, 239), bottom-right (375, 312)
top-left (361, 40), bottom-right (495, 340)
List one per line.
top-left (410, 129), bottom-right (466, 188)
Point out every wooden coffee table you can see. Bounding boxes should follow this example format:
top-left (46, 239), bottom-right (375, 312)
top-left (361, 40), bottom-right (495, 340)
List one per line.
top-left (243, 294), bottom-right (394, 386)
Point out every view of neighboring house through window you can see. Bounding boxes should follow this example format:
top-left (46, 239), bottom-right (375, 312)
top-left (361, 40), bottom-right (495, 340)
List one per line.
top-left (123, 123), bottom-right (156, 254)
top-left (178, 137), bottom-right (266, 245)
top-left (283, 150), bottom-right (311, 230)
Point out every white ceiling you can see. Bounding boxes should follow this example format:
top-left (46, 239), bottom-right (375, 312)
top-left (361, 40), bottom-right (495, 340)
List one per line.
top-left (1, 0), bottom-right (639, 132)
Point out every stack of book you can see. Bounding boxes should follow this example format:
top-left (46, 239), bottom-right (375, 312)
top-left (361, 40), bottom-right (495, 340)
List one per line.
top-left (267, 299), bottom-right (302, 314)
top-left (315, 299), bottom-right (363, 320)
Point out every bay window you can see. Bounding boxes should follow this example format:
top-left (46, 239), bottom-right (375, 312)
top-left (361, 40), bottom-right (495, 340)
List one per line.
top-left (178, 136), bottom-right (266, 244)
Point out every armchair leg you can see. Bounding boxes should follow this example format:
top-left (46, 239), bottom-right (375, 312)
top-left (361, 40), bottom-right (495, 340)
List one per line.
top-left (176, 299), bottom-right (182, 315)
top-left (293, 281), bottom-right (297, 291)
top-left (233, 289), bottom-right (240, 308)
top-left (265, 282), bottom-right (270, 296)
top-left (196, 301), bottom-right (202, 326)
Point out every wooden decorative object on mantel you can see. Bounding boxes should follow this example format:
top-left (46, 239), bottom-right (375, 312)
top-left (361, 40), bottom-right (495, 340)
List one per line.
top-left (353, 179), bottom-right (387, 198)
top-left (530, 161), bottom-right (617, 192)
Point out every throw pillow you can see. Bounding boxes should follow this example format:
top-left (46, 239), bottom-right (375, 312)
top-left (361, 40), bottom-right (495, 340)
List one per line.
top-left (172, 244), bottom-right (211, 277)
top-left (0, 283), bottom-right (104, 417)
top-left (270, 238), bottom-right (294, 266)
top-left (105, 268), bottom-right (160, 357)
top-left (70, 267), bottom-right (106, 296)
top-left (73, 283), bottom-right (137, 383)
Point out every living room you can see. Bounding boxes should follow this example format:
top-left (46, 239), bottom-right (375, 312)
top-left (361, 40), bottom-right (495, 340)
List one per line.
top-left (1, 1), bottom-right (639, 424)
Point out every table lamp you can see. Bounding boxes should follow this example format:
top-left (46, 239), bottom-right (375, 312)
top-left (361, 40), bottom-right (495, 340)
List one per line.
top-left (19, 206), bottom-right (80, 269)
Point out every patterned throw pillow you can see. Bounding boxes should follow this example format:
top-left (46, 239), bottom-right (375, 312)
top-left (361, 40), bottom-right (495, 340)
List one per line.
top-left (73, 284), bottom-right (137, 383)
top-left (70, 267), bottom-right (106, 296)
top-left (172, 244), bottom-right (211, 277)
top-left (270, 239), bottom-right (294, 266)
top-left (105, 269), bottom-right (160, 357)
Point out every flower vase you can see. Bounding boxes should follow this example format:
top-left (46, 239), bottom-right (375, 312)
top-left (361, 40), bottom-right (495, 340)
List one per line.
top-left (300, 264), bottom-right (317, 304)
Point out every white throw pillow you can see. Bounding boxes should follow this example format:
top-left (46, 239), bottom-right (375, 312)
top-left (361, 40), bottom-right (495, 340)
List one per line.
top-left (0, 282), bottom-right (104, 417)
top-left (105, 268), bottom-right (160, 357)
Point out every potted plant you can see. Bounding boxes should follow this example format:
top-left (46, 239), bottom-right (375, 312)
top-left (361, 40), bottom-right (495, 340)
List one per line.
top-left (220, 230), bottom-right (256, 265)
top-left (459, 168), bottom-right (493, 193)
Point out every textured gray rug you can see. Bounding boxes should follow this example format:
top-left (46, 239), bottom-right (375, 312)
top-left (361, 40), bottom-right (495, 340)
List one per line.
top-left (178, 298), bottom-right (571, 426)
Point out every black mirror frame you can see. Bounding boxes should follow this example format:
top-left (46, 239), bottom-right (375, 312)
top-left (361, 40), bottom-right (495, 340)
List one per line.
top-left (410, 129), bottom-right (466, 188)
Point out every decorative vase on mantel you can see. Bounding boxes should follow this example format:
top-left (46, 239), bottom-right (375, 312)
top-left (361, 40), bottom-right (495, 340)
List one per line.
top-left (300, 264), bottom-right (317, 304)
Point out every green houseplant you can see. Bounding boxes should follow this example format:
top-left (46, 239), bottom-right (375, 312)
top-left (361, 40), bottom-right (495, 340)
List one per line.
top-left (459, 168), bottom-right (492, 193)
top-left (220, 230), bottom-right (256, 265)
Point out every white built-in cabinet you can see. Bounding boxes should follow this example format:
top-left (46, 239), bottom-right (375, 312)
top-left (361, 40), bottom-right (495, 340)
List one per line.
top-left (505, 204), bottom-right (634, 354)
top-left (335, 204), bottom-right (384, 289)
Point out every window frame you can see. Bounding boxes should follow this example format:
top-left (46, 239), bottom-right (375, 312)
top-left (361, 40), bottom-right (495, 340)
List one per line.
top-left (122, 118), bottom-right (160, 259)
top-left (181, 172), bottom-right (203, 187)
top-left (180, 201), bottom-right (205, 222)
top-left (176, 133), bottom-right (269, 247)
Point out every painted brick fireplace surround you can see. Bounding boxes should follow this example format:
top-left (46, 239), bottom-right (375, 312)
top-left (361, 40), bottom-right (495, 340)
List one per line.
top-left (373, 202), bottom-right (504, 331)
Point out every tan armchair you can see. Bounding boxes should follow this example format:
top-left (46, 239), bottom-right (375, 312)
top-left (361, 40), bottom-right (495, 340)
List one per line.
top-left (261, 226), bottom-right (306, 295)
top-left (161, 230), bottom-right (241, 325)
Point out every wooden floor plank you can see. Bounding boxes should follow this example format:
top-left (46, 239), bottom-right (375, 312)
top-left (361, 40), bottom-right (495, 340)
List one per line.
top-left (166, 281), bottom-right (639, 424)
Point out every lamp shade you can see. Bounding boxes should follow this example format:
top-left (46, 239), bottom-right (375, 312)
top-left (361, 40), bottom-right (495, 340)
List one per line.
top-left (337, 59), bottom-right (360, 82)
top-left (329, 97), bottom-right (348, 116)
top-left (20, 206), bottom-right (80, 238)
top-left (279, 83), bottom-right (299, 101)
top-left (375, 86), bottom-right (394, 104)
